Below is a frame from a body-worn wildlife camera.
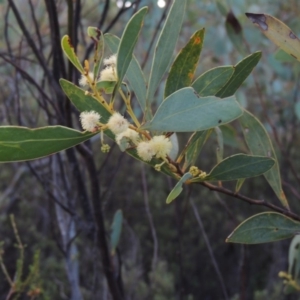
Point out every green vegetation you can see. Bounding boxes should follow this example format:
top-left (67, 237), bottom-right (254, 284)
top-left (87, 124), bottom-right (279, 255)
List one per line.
top-left (1, 1), bottom-right (300, 299)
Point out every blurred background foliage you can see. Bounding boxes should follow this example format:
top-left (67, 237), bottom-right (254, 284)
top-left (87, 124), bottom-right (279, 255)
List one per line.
top-left (1, 0), bottom-right (300, 299)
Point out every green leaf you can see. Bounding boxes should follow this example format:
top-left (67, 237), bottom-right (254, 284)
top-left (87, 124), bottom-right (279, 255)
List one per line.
top-left (240, 109), bottom-right (289, 208)
top-left (246, 13), bottom-right (300, 62)
top-left (216, 52), bottom-right (262, 98)
top-left (204, 154), bottom-right (275, 181)
top-left (225, 11), bottom-right (247, 55)
top-left (60, 79), bottom-right (114, 139)
top-left (147, 0), bottom-right (187, 104)
top-left (192, 66), bottom-right (234, 96)
top-left (166, 172), bottom-right (193, 204)
top-left (96, 81), bottom-right (116, 94)
top-left (288, 235), bottom-right (300, 279)
top-left (181, 130), bottom-right (212, 171)
top-left (60, 79), bottom-right (112, 122)
top-left (144, 88), bottom-right (243, 132)
top-left (235, 178), bottom-right (245, 193)
top-left (226, 212), bottom-right (300, 244)
top-left (87, 27), bottom-right (104, 80)
top-left (117, 7), bottom-right (148, 84)
top-left (104, 33), bottom-right (147, 112)
top-left (164, 28), bottom-right (205, 98)
top-left (0, 126), bottom-right (95, 163)
top-left (215, 127), bottom-right (223, 163)
top-left (110, 209), bottom-right (123, 255)
top-left (61, 35), bottom-right (84, 74)
top-left (216, 0), bottom-right (228, 17)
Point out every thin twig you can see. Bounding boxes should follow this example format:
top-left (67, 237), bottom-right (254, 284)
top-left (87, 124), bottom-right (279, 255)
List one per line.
top-left (200, 182), bottom-right (300, 221)
top-left (28, 0), bottom-right (44, 51)
top-left (7, 0), bottom-right (57, 88)
top-left (0, 247), bottom-right (14, 287)
top-left (190, 198), bottom-right (229, 300)
top-left (141, 164), bottom-right (158, 270)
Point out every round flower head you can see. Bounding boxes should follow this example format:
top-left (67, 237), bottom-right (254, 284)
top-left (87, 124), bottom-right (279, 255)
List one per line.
top-left (103, 54), bottom-right (117, 67)
top-left (116, 128), bottom-right (140, 145)
top-left (79, 72), bottom-right (94, 87)
top-left (137, 141), bottom-right (155, 162)
top-left (100, 66), bottom-right (117, 81)
top-left (107, 112), bottom-right (129, 135)
top-left (79, 111), bottom-right (101, 132)
top-left (150, 135), bottom-right (172, 159)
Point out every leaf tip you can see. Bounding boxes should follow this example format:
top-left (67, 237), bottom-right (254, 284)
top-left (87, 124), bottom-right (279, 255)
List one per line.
top-left (166, 198), bottom-right (172, 204)
top-left (226, 11), bottom-right (242, 34)
top-left (245, 13), bottom-right (268, 31)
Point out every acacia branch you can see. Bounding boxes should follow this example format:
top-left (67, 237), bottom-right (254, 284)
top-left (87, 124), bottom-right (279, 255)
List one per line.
top-left (200, 182), bottom-right (300, 222)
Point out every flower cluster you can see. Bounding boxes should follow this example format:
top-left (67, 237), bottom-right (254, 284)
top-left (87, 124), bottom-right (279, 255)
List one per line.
top-left (79, 45), bottom-right (175, 169)
top-left (79, 111), bottom-right (101, 132)
top-left (115, 128), bottom-right (140, 145)
top-left (100, 54), bottom-right (117, 81)
top-left (79, 72), bottom-right (94, 87)
top-left (107, 113), bottom-right (141, 146)
top-left (137, 135), bottom-right (172, 162)
top-left (78, 54), bottom-right (117, 89)
top-left (79, 111), bottom-right (173, 166)
top-left (107, 112), bottom-right (129, 134)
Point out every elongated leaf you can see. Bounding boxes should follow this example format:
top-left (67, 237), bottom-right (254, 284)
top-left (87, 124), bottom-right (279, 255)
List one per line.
top-left (216, 52), bottom-right (262, 98)
top-left (225, 11), bottom-right (247, 55)
top-left (110, 210), bottom-right (123, 255)
top-left (192, 66), bottom-right (234, 96)
top-left (235, 178), bottom-right (245, 193)
top-left (117, 7), bottom-right (148, 83)
top-left (216, 0), bottom-right (228, 17)
top-left (205, 154), bottom-right (275, 181)
top-left (226, 212), bottom-right (300, 244)
top-left (246, 13), bottom-right (300, 61)
top-left (60, 79), bottom-right (114, 140)
top-left (0, 126), bottom-right (95, 163)
top-left (166, 172), bottom-right (193, 204)
top-left (61, 35), bottom-right (84, 73)
top-left (104, 33), bottom-right (147, 112)
top-left (147, 0), bottom-right (187, 103)
top-left (164, 29), bottom-right (205, 98)
top-left (144, 88), bottom-right (243, 132)
top-left (60, 79), bottom-right (112, 122)
top-left (96, 80), bottom-right (116, 94)
top-left (87, 27), bottom-right (104, 79)
top-left (288, 235), bottom-right (300, 279)
top-left (215, 127), bottom-right (224, 163)
top-left (240, 109), bottom-right (289, 208)
top-left (181, 130), bottom-right (212, 171)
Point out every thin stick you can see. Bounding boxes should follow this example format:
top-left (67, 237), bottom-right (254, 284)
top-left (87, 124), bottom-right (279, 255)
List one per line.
top-left (141, 164), bottom-right (158, 270)
top-left (190, 198), bottom-right (229, 300)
